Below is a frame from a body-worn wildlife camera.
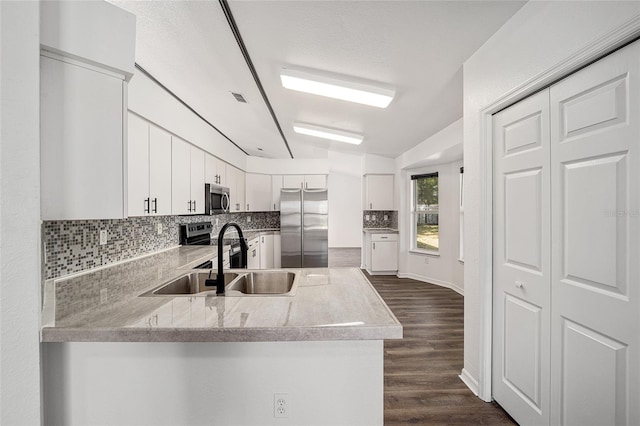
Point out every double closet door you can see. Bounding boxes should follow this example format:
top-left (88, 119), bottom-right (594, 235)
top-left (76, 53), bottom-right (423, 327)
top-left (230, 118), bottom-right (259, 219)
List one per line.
top-left (493, 40), bottom-right (640, 425)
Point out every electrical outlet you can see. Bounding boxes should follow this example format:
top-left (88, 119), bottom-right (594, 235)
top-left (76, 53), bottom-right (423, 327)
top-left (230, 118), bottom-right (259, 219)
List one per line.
top-left (372, 215), bottom-right (377, 221)
top-left (215, 218), bottom-right (219, 226)
top-left (365, 215), bottom-right (370, 221)
top-left (157, 223), bottom-right (163, 235)
top-left (384, 214), bottom-right (388, 221)
top-left (247, 216), bottom-right (252, 223)
top-left (274, 393), bottom-right (289, 418)
top-left (100, 288), bottom-right (108, 304)
top-left (99, 230), bottom-right (108, 245)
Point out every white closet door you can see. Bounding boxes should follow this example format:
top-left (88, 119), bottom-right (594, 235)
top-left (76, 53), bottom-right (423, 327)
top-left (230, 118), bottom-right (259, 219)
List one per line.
top-left (550, 41), bottom-right (640, 426)
top-left (492, 89), bottom-right (551, 425)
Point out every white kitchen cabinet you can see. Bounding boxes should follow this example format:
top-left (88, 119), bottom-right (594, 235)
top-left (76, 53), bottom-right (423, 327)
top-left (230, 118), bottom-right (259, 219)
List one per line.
top-left (282, 174), bottom-right (327, 189)
top-left (273, 233), bottom-right (281, 268)
top-left (271, 175), bottom-right (283, 211)
top-left (260, 234), bottom-right (274, 269)
top-left (364, 232), bottom-right (398, 275)
top-left (363, 174), bottom-right (394, 210)
top-left (247, 236), bottom-right (260, 269)
top-left (171, 136), bottom-right (204, 214)
top-left (205, 154), bottom-right (226, 186)
top-left (41, 54), bottom-right (126, 220)
top-left (245, 173), bottom-right (272, 211)
top-left (128, 114), bottom-right (172, 216)
top-left (226, 165), bottom-right (246, 212)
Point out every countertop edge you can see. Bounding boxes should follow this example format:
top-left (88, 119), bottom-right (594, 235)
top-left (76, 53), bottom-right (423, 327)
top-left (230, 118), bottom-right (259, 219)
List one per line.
top-left (41, 324), bottom-right (403, 343)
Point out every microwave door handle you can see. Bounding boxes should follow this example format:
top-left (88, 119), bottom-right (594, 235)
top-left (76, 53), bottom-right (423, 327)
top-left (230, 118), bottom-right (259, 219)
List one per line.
top-left (222, 193), bottom-right (230, 212)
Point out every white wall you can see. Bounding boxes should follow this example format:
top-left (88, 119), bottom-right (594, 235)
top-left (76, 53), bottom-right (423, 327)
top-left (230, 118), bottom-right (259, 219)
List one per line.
top-left (128, 71), bottom-right (248, 171)
top-left (463, 1), bottom-right (640, 399)
top-left (246, 157), bottom-right (329, 175)
top-left (328, 151), bottom-right (363, 247)
top-left (0, 1), bottom-right (42, 424)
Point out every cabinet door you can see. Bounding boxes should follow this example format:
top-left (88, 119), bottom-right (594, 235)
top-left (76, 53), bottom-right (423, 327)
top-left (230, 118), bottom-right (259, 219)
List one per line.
top-left (246, 173), bottom-right (271, 211)
top-left (171, 137), bottom-right (192, 214)
top-left (371, 241), bottom-right (398, 271)
top-left (247, 238), bottom-right (260, 269)
top-left (226, 165), bottom-right (238, 211)
top-left (260, 234), bottom-right (274, 269)
top-left (41, 55), bottom-right (124, 220)
top-left (190, 147), bottom-right (205, 214)
top-left (272, 175), bottom-right (283, 211)
top-left (283, 175), bottom-right (304, 188)
top-left (149, 125), bottom-right (172, 215)
top-left (304, 175), bottom-right (326, 189)
top-left (216, 158), bottom-right (227, 187)
top-left (365, 175), bottom-right (394, 210)
top-left (273, 233), bottom-right (281, 268)
top-left (237, 169), bottom-right (246, 212)
top-left (127, 113), bottom-right (150, 217)
top-left (205, 153), bottom-right (217, 184)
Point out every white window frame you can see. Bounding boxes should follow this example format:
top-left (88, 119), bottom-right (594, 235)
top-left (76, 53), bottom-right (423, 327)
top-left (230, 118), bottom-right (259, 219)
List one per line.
top-left (410, 168), bottom-right (440, 256)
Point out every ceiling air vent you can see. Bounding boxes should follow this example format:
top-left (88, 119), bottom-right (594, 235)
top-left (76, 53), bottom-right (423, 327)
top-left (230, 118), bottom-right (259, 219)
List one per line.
top-left (231, 92), bottom-right (247, 103)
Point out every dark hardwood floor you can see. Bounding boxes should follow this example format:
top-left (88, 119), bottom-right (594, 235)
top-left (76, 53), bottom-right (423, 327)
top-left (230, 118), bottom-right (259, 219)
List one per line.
top-left (364, 272), bottom-right (517, 425)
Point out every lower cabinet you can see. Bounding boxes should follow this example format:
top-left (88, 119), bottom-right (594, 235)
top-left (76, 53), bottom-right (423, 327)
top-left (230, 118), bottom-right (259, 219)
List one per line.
top-left (364, 232), bottom-right (398, 275)
top-left (260, 234), bottom-right (274, 269)
top-left (247, 236), bottom-right (260, 269)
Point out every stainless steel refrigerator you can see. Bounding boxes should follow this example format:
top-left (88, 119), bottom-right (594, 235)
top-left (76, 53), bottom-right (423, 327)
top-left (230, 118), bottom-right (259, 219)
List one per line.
top-left (280, 188), bottom-right (328, 268)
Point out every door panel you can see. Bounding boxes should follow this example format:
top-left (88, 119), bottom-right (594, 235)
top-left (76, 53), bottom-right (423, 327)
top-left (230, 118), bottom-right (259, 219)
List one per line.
top-left (561, 319), bottom-right (627, 426)
top-left (550, 41), bottom-right (639, 425)
top-left (493, 89), bottom-right (550, 425)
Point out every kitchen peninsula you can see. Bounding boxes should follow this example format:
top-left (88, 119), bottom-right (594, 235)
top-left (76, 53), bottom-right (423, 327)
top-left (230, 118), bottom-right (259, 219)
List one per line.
top-left (41, 245), bottom-right (402, 425)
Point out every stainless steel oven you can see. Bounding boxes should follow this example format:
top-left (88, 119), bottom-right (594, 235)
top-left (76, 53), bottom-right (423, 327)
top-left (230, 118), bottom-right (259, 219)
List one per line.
top-left (204, 183), bottom-right (230, 214)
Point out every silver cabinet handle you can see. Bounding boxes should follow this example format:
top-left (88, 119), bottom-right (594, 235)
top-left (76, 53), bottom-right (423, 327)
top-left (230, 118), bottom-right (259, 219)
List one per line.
top-left (515, 281), bottom-right (525, 288)
top-left (370, 203), bottom-right (372, 209)
top-left (152, 198), bottom-right (158, 214)
top-left (187, 200), bottom-right (192, 212)
top-left (193, 200), bottom-right (196, 211)
top-left (144, 198), bottom-right (150, 214)
top-left (373, 242), bottom-right (376, 250)
top-left (247, 203), bottom-right (249, 210)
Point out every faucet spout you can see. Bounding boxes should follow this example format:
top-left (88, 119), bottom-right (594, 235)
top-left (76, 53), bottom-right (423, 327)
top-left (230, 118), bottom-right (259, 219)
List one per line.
top-left (209, 222), bottom-right (248, 295)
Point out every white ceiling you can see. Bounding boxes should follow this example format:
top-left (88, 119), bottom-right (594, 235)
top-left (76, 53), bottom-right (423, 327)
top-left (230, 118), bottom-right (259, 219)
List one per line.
top-left (109, 0), bottom-right (526, 160)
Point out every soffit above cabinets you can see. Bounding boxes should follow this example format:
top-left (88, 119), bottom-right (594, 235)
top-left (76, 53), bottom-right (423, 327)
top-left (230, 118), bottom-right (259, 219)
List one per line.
top-left (108, 0), bottom-right (526, 160)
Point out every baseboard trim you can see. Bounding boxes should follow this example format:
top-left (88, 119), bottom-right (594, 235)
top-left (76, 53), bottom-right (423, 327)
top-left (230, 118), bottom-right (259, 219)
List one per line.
top-left (459, 368), bottom-right (480, 397)
top-left (396, 272), bottom-right (464, 296)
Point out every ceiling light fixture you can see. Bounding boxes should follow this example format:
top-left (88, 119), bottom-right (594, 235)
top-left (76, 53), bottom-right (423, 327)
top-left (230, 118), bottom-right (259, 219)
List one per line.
top-left (281, 66), bottom-right (395, 108)
top-left (293, 122), bottom-right (363, 145)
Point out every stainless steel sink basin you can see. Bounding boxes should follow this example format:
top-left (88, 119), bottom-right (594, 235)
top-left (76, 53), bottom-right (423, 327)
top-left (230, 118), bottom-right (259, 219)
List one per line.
top-left (226, 271), bottom-right (296, 295)
top-left (140, 270), bottom-right (297, 297)
top-left (142, 272), bottom-right (239, 296)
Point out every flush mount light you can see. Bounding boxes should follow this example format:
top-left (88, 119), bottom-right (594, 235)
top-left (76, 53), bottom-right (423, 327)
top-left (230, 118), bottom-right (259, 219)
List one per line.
top-left (281, 66), bottom-right (395, 108)
top-left (293, 122), bottom-right (363, 145)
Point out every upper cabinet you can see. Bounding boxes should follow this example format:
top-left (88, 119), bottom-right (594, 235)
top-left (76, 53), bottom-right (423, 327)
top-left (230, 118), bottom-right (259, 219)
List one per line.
top-left (40, 1), bottom-right (135, 220)
top-left (363, 174), bottom-right (394, 210)
top-left (282, 174), bottom-right (327, 189)
top-left (171, 137), bottom-right (204, 215)
top-left (41, 55), bottom-right (126, 220)
top-left (128, 113), bottom-right (171, 216)
top-left (271, 175), bottom-right (284, 211)
top-left (205, 154), bottom-right (227, 187)
top-left (226, 165), bottom-right (246, 213)
top-left (245, 173), bottom-right (272, 212)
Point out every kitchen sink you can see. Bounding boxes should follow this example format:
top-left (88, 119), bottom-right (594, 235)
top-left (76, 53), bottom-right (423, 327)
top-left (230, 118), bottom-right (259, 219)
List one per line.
top-left (141, 271), bottom-right (296, 297)
top-left (142, 272), bottom-right (240, 296)
top-left (226, 271), bottom-right (296, 296)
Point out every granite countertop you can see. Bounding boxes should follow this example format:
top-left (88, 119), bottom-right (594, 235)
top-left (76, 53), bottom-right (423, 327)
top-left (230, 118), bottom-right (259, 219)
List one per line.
top-left (363, 228), bottom-right (399, 234)
top-left (41, 246), bottom-right (402, 343)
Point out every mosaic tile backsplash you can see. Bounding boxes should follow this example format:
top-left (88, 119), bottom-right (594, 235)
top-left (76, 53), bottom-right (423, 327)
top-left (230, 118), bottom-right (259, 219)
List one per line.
top-left (43, 212), bottom-right (280, 280)
top-left (363, 210), bottom-right (398, 229)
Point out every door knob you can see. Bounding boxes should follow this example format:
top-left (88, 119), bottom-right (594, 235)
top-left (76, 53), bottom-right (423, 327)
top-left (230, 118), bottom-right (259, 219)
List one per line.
top-left (515, 281), bottom-right (525, 288)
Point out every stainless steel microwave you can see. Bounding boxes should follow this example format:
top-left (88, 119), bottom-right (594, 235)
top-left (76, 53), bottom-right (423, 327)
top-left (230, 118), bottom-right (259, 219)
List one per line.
top-left (204, 183), bottom-right (230, 214)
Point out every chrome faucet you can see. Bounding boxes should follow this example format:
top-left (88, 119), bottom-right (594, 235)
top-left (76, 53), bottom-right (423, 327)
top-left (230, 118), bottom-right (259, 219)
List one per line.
top-left (206, 222), bottom-right (248, 295)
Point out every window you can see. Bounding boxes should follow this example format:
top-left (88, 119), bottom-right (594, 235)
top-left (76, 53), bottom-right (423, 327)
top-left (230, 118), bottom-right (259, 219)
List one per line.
top-left (412, 172), bottom-right (439, 253)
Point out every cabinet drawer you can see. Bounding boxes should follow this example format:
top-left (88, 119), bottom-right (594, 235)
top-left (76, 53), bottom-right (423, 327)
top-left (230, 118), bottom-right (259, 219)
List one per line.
top-left (371, 233), bottom-right (397, 242)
